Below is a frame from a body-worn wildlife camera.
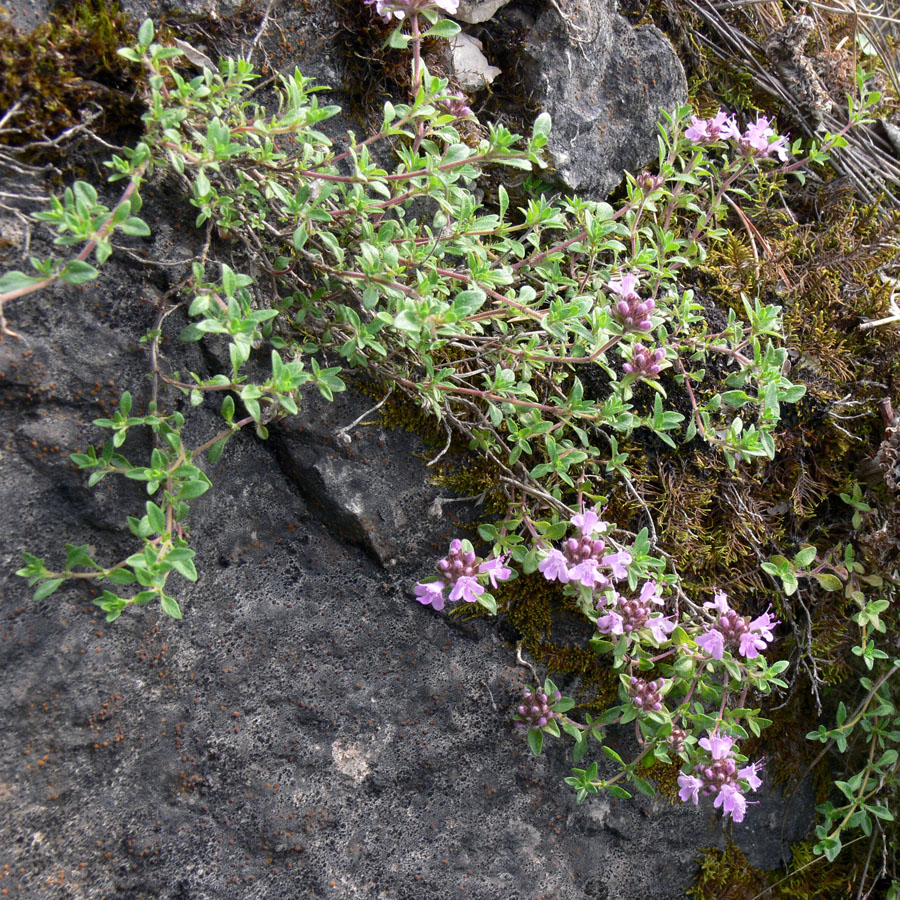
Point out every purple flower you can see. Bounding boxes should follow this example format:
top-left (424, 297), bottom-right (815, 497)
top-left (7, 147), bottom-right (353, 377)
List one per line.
top-left (648, 614), bottom-right (676, 643)
top-left (538, 548), bottom-right (570, 584)
top-left (714, 783), bottom-right (748, 822)
top-left (448, 575), bottom-right (484, 604)
top-left (515, 686), bottom-right (562, 730)
top-left (636, 171), bottom-right (664, 192)
top-left (679, 730), bottom-right (764, 822)
top-left (739, 761), bottom-right (763, 792)
top-left (735, 116), bottom-right (790, 161)
top-left (608, 273), bottom-right (641, 301)
top-left (595, 580), bottom-right (668, 638)
top-left (414, 580), bottom-right (446, 610)
top-left (601, 549), bottom-right (632, 581)
top-left (623, 344), bottom-right (666, 378)
top-left (700, 591), bottom-right (778, 659)
top-left (696, 628), bottom-right (725, 660)
top-left (748, 608), bottom-right (778, 640)
top-left (479, 554), bottom-right (512, 588)
top-left (365, 0), bottom-right (459, 20)
top-left (440, 91), bottom-right (472, 119)
top-left (571, 505), bottom-right (606, 537)
top-left (628, 676), bottom-right (665, 711)
top-left (699, 731), bottom-right (734, 760)
top-left (608, 276), bottom-right (655, 332)
top-left (704, 589), bottom-right (730, 614)
top-left (739, 630), bottom-right (769, 659)
top-left (677, 773), bottom-right (703, 804)
top-left (639, 580), bottom-right (664, 606)
top-left (684, 109), bottom-right (737, 145)
top-left (569, 558), bottom-right (607, 589)
top-left (595, 609), bottom-right (624, 636)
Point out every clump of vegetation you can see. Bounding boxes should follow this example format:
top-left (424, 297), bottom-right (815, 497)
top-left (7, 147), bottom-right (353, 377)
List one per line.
top-left (2, 0), bottom-right (900, 895)
top-left (0, 0), bottom-right (142, 152)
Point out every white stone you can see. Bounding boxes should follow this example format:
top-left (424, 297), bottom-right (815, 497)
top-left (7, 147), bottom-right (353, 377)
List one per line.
top-left (449, 33), bottom-right (501, 90)
top-left (455, 0), bottom-right (513, 24)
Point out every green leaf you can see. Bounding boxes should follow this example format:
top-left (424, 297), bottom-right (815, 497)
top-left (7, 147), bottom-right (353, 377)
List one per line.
top-left (64, 543), bottom-right (94, 570)
top-left (424, 18), bottom-right (461, 38)
top-left (107, 568), bottom-right (136, 585)
top-left (119, 217), bottom-right (151, 237)
top-left (388, 27), bottom-right (411, 48)
top-left (207, 436), bottom-right (228, 464)
top-left (221, 394), bottom-right (235, 422)
top-left (865, 803), bottom-right (894, 821)
top-left (450, 288), bottom-right (487, 318)
top-left (605, 784), bottom-right (632, 799)
top-left (632, 776), bottom-right (655, 797)
top-left (532, 112), bottom-right (552, 138)
top-left (498, 184), bottom-right (509, 220)
top-left (221, 263), bottom-right (237, 299)
top-left (138, 18), bottom-right (154, 45)
top-left (478, 523), bottom-right (498, 542)
top-left (815, 573), bottom-right (843, 592)
top-left (195, 168), bottom-right (211, 198)
top-left (602, 745), bottom-right (624, 765)
top-left (33, 578), bottom-right (64, 602)
top-left (527, 728), bottom-right (544, 756)
top-left (477, 593), bottom-right (497, 615)
top-left (60, 260), bottom-right (99, 285)
top-left (146, 501), bottom-right (167, 535)
top-left (793, 545), bottom-right (817, 568)
top-left (160, 593), bottom-right (182, 620)
top-left (179, 324), bottom-right (205, 342)
top-left (168, 554), bottom-right (198, 582)
top-left (178, 480), bottom-right (210, 500)
top-left (562, 720), bottom-right (583, 742)
top-left (0, 270), bottom-right (45, 294)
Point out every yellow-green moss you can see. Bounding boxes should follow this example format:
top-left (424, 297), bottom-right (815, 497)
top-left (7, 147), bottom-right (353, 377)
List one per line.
top-left (687, 843), bottom-right (773, 900)
top-left (0, 0), bottom-right (142, 152)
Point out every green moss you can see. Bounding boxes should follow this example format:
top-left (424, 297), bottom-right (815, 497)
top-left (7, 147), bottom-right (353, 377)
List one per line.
top-left (687, 844), bottom-right (772, 900)
top-left (0, 0), bottom-right (143, 154)
top-left (770, 840), bottom-right (857, 899)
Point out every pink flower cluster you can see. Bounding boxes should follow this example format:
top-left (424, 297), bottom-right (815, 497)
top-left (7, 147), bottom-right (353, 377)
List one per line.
top-left (514, 686), bottom-right (562, 730)
top-left (595, 581), bottom-right (676, 643)
top-left (623, 344), bottom-right (666, 378)
top-left (677, 731), bottom-right (763, 823)
top-left (364, 0), bottom-right (458, 21)
top-left (696, 590), bottom-right (778, 660)
top-left (636, 172), bottom-right (665, 193)
top-left (683, 109), bottom-right (734, 144)
top-left (537, 506), bottom-right (632, 589)
top-left (627, 676), bottom-right (664, 711)
top-left (684, 110), bottom-right (789, 161)
top-left (667, 725), bottom-right (688, 752)
top-left (608, 273), bottom-right (655, 332)
top-left (414, 539), bottom-right (511, 610)
top-left (440, 91), bottom-right (472, 119)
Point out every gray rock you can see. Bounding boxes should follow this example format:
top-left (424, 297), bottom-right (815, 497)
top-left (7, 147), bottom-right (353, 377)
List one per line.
top-left (456, 0), bottom-right (514, 24)
top-left (0, 4), bottom-right (811, 898)
top-left (518, 0), bottom-right (687, 197)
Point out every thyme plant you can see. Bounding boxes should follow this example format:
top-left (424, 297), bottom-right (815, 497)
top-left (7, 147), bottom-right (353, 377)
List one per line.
top-left (3, 0), bottom-right (895, 872)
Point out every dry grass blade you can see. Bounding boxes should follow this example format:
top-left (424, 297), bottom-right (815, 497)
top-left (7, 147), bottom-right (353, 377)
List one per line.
top-left (683, 0), bottom-right (900, 206)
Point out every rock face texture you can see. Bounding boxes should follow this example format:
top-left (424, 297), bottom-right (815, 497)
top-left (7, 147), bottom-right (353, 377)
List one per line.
top-left (0, 2), bottom-right (808, 899)
top-left (515, 0), bottom-right (688, 196)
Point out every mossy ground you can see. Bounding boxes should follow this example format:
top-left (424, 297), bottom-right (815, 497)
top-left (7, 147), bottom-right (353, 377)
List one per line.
top-left (362, 4), bottom-right (900, 894)
top-left (4, 0), bottom-right (900, 894)
top-left (0, 0), bottom-right (143, 155)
